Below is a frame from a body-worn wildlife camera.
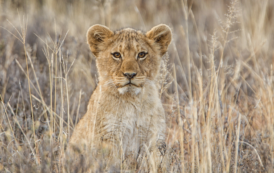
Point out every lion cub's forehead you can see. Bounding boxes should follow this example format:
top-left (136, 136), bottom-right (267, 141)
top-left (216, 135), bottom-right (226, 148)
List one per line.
top-left (112, 28), bottom-right (148, 52)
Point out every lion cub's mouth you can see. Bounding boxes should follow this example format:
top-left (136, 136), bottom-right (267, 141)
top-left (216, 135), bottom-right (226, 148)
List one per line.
top-left (116, 80), bottom-right (142, 88)
top-left (124, 81), bottom-right (138, 87)
top-left (118, 82), bottom-right (140, 89)
top-left (113, 76), bottom-right (145, 95)
top-left (117, 82), bottom-right (142, 95)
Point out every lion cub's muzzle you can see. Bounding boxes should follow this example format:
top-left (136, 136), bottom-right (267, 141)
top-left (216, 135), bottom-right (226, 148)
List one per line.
top-left (113, 72), bottom-right (146, 89)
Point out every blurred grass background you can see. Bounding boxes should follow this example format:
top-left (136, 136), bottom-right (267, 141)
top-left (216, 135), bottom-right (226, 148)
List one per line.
top-left (0, 0), bottom-right (274, 172)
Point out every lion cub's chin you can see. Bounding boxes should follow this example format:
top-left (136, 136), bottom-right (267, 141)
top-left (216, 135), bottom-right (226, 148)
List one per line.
top-left (117, 85), bottom-right (142, 95)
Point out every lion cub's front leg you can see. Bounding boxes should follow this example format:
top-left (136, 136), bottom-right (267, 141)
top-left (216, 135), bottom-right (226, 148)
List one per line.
top-left (136, 109), bottom-right (167, 170)
top-left (67, 113), bottom-right (94, 157)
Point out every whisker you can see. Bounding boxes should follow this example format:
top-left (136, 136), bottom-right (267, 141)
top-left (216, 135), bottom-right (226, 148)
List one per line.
top-left (132, 81), bottom-right (144, 83)
top-left (133, 79), bottom-right (145, 81)
top-left (134, 79), bottom-right (145, 81)
top-left (135, 77), bottom-right (146, 79)
top-left (114, 81), bottom-right (128, 83)
top-left (114, 77), bottom-right (126, 79)
top-left (114, 79), bottom-right (127, 81)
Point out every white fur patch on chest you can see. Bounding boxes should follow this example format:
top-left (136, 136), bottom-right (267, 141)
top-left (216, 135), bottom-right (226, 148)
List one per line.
top-left (102, 101), bottom-right (155, 155)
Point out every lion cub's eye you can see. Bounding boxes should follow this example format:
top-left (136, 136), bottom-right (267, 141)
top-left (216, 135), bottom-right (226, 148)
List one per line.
top-left (112, 52), bottom-right (121, 59)
top-left (137, 52), bottom-right (147, 59)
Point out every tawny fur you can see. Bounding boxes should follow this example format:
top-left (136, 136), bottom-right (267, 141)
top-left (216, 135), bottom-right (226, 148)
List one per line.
top-left (68, 24), bottom-right (172, 166)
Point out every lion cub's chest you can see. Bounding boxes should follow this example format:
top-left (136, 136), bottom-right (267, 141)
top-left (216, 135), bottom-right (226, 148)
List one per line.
top-left (98, 95), bottom-right (157, 152)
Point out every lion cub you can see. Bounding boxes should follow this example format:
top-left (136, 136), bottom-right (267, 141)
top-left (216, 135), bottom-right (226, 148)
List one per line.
top-left (69, 24), bottom-right (172, 165)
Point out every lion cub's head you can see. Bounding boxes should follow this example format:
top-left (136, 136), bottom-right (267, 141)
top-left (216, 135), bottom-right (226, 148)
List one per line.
top-left (87, 24), bottom-right (172, 95)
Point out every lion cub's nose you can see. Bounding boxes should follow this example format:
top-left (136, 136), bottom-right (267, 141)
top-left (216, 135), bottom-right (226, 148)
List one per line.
top-left (123, 72), bottom-right (137, 79)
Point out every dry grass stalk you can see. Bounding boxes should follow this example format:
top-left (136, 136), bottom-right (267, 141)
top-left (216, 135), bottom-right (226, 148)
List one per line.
top-left (0, 0), bottom-right (273, 172)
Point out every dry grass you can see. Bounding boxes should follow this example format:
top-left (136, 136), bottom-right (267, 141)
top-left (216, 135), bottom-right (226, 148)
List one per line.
top-left (0, 0), bottom-right (274, 172)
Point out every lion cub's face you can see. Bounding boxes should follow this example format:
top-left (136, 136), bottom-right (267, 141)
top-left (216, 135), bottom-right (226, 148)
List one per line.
top-left (87, 24), bottom-right (172, 94)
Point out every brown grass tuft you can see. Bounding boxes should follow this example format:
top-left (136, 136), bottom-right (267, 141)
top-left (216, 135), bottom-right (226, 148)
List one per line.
top-left (0, 0), bottom-right (274, 172)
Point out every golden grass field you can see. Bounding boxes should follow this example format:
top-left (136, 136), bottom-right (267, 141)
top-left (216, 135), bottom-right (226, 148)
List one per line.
top-left (0, 0), bottom-right (274, 172)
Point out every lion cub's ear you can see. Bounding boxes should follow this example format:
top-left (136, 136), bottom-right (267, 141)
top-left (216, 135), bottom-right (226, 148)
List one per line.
top-left (87, 24), bottom-right (114, 57)
top-left (146, 24), bottom-right (172, 56)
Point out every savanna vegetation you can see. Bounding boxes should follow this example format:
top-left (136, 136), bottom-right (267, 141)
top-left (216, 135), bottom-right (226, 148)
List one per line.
top-left (0, 0), bottom-right (274, 172)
